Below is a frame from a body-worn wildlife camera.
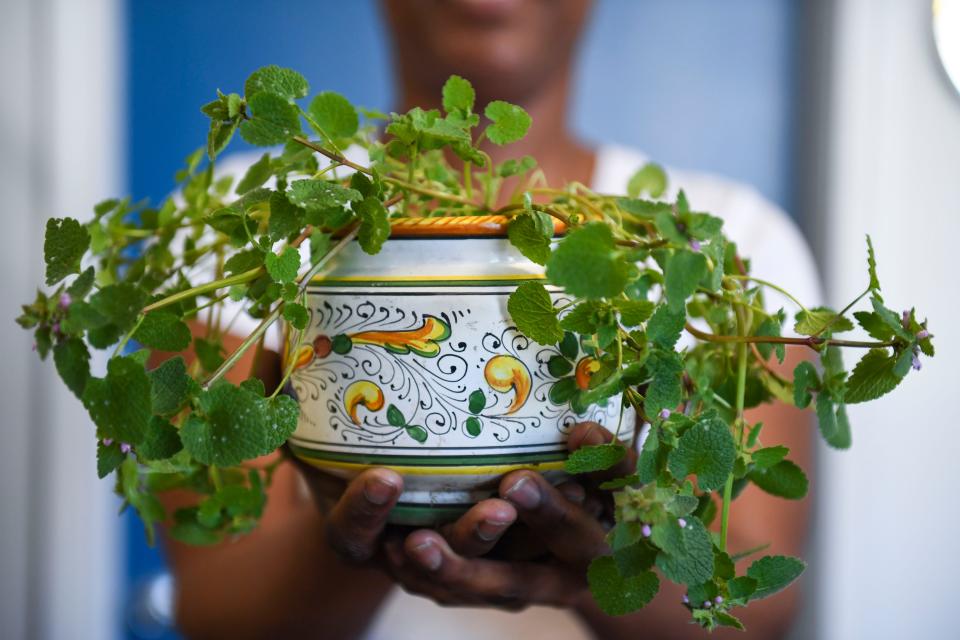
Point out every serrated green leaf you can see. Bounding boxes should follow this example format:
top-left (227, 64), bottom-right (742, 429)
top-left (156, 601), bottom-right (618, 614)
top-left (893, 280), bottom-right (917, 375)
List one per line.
top-left (244, 65), bottom-right (309, 102)
top-left (613, 299), bottom-right (655, 326)
top-left (644, 349), bottom-right (684, 418)
top-left (96, 441), bottom-right (125, 479)
top-left (746, 555), bottom-right (805, 600)
top-left (664, 250), bottom-right (708, 312)
top-left (627, 163), bottom-right (667, 198)
top-left (547, 223), bottom-right (634, 299)
top-left (564, 444), bottom-right (626, 474)
top-left (507, 212), bottom-right (553, 265)
top-left (667, 415), bottom-right (736, 491)
top-left (283, 302), bottom-right (309, 330)
top-left (845, 348), bottom-right (905, 404)
top-left (559, 301), bottom-right (605, 334)
top-left (308, 91), bottom-right (359, 140)
top-left (647, 304), bottom-right (685, 349)
top-left (484, 100), bottom-right (531, 145)
top-left (288, 179), bottom-right (361, 211)
top-left (588, 556), bottom-right (659, 616)
top-left (749, 460), bottom-right (808, 499)
top-left (866, 235), bottom-right (880, 292)
top-left (139, 416), bottom-right (183, 461)
top-left (830, 403), bottom-right (853, 449)
top-left (90, 283), bottom-right (147, 331)
top-left (356, 196), bottom-right (390, 255)
top-left (652, 517), bottom-right (715, 585)
top-left (507, 281), bottom-right (563, 345)
top-left (134, 311), bottom-right (192, 352)
top-left (752, 445), bottom-right (789, 469)
top-left (239, 92), bottom-right (302, 146)
top-left (44, 218), bottom-right (90, 285)
top-left (53, 336), bottom-right (90, 398)
top-left (854, 311), bottom-right (894, 341)
top-left (794, 307), bottom-right (854, 336)
top-left (727, 576), bottom-right (758, 600)
top-left (193, 337), bottom-right (225, 373)
top-left (792, 360), bottom-right (819, 409)
top-left (82, 356), bottom-right (152, 444)
top-left (265, 247), bottom-right (300, 283)
top-left (236, 153), bottom-right (273, 194)
top-left (67, 267), bottom-right (96, 299)
top-left (442, 75), bottom-right (475, 114)
top-left (148, 356), bottom-right (196, 416)
top-left (614, 542), bottom-right (658, 577)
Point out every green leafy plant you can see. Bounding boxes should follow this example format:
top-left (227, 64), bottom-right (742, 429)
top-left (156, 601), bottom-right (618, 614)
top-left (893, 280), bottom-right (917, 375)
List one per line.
top-left (17, 66), bottom-right (933, 630)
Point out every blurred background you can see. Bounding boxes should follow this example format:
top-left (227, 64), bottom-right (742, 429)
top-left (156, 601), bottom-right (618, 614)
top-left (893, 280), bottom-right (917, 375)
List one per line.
top-left (1, 0), bottom-right (957, 638)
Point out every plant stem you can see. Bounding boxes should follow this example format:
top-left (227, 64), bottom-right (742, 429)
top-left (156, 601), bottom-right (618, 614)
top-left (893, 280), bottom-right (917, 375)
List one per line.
top-left (202, 225), bottom-right (359, 390)
top-left (684, 323), bottom-right (896, 350)
top-left (143, 268), bottom-right (263, 313)
top-left (724, 274), bottom-right (809, 314)
top-left (112, 314), bottom-right (145, 359)
top-left (720, 315), bottom-right (749, 552)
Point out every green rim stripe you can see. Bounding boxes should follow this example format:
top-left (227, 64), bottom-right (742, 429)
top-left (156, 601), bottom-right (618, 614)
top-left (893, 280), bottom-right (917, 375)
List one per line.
top-left (389, 503), bottom-right (472, 525)
top-left (308, 277), bottom-right (547, 288)
top-left (290, 444), bottom-right (568, 466)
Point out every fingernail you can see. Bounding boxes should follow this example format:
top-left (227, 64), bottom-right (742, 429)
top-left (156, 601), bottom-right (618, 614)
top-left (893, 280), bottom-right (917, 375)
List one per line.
top-left (411, 540), bottom-right (442, 571)
top-left (580, 425), bottom-right (604, 447)
top-left (505, 476), bottom-right (541, 509)
top-left (364, 477), bottom-right (398, 505)
top-left (476, 519), bottom-right (511, 542)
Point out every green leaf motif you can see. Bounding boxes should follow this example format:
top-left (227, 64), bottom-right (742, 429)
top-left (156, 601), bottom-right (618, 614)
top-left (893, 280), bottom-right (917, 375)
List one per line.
top-left (667, 415), bottom-right (736, 491)
top-left (308, 91), bottom-right (359, 140)
top-left (746, 555), bottom-right (806, 600)
top-left (749, 460), bottom-right (808, 500)
top-left (405, 424), bottom-right (428, 443)
top-left (664, 250), bottom-right (708, 312)
top-left (468, 389), bottom-right (486, 414)
top-left (559, 332), bottom-right (579, 360)
top-left (386, 404), bottom-right (406, 427)
top-left (507, 212), bottom-right (553, 266)
top-left (627, 163), bottom-right (667, 198)
top-left (565, 444), bottom-right (626, 474)
top-left (587, 556), bottom-right (659, 616)
top-left (547, 223), bottom-right (634, 300)
top-left (44, 218), bottom-right (90, 285)
top-left (484, 100), bottom-right (531, 145)
top-left (265, 247), bottom-right (300, 283)
top-left (53, 336), bottom-right (90, 399)
top-left (239, 92), bottom-right (302, 146)
top-left (845, 348), bottom-right (906, 404)
top-left (547, 355), bottom-right (573, 377)
top-left (442, 75), bottom-right (475, 114)
top-left (465, 416), bottom-right (482, 437)
top-left (134, 311), bottom-right (192, 352)
top-left (244, 65), bottom-right (309, 102)
top-left (507, 281), bottom-right (563, 345)
top-left (82, 356), bottom-right (152, 444)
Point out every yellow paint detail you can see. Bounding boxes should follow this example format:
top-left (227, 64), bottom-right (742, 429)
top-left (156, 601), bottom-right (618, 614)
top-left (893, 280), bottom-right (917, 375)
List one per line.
top-left (343, 380), bottom-right (384, 425)
top-left (484, 354), bottom-right (531, 414)
top-left (575, 357), bottom-right (600, 390)
top-left (297, 458), bottom-right (566, 475)
top-left (292, 345), bottom-right (314, 370)
top-left (350, 315), bottom-right (450, 357)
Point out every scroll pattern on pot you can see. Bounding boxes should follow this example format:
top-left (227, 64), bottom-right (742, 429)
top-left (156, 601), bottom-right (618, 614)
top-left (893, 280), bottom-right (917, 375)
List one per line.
top-left (287, 295), bottom-right (622, 447)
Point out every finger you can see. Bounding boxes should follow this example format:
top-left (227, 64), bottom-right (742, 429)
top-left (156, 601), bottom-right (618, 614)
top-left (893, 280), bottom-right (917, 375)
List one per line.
top-left (557, 480), bottom-right (586, 505)
top-left (401, 530), bottom-right (582, 608)
top-left (439, 498), bottom-right (516, 557)
top-left (500, 470), bottom-right (608, 569)
top-left (566, 422), bottom-right (638, 481)
top-left (325, 468), bottom-right (402, 563)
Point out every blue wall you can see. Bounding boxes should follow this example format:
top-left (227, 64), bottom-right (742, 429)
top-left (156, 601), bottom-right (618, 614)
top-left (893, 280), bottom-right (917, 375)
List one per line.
top-left (123, 1), bottom-right (799, 636)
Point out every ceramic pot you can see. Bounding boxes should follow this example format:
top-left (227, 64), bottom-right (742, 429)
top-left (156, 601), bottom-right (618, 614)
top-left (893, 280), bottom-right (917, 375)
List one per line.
top-left (285, 216), bottom-right (635, 524)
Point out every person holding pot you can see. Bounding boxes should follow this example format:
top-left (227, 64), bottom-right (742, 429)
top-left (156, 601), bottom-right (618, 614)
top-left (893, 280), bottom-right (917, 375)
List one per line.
top-left (163, 1), bottom-right (820, 638)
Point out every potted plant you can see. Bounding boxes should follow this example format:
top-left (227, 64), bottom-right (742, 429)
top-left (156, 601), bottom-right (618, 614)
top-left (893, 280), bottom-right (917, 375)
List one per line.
top-left (18, 66), bottom-right (933, 630)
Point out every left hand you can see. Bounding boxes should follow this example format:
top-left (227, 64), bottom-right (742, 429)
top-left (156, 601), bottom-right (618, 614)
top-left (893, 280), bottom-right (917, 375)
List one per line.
top-left (382, 422), bottom-right (637, 611)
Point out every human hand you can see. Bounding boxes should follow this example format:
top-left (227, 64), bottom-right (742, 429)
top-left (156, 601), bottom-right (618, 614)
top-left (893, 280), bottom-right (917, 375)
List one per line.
top-left (382, 422), bottom-right (637, 610)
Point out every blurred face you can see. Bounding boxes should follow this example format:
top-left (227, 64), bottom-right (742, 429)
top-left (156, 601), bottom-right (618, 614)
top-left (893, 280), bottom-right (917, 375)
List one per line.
top-left (382, 0), bottom-right (593, 104)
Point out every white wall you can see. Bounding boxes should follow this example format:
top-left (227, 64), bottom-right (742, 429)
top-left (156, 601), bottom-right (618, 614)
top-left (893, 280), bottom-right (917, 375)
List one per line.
top-left (0, 0), bottom-right (122, 638)
top-left (814, 1), bottom-right (960, 638)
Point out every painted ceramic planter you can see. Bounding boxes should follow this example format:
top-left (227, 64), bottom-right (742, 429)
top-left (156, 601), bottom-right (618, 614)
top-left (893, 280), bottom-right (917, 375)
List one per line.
top-left (285, 216), bottom-right (636, 524)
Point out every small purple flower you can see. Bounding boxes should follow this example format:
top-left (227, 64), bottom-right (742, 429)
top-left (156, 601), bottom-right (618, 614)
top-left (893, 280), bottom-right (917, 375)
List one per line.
top-left (715, 596), bottom-right (724, 604)
top-left (641, 524), bottom-right (652, 538)
top-left (703, 601), bottom-right (712, 609)
top-left (912, 353), bottom-right (922, 371)
top-left (916, 329), bottom-right (930, 340)
top-left (659, 408), bottom-right (671, 420)
top-left (689, 239), bottom-right (702, 251)
top-left (678, 518), bottom-right (687, 529)
top-left (902, 310), bottom-right (911, 329)
top-left (32, 342), bottom-right (37, 352)
top-left (52, 323), bottom-right (60, 335)
top-left (102, 438), bottom-right (113, 446)
top-left (59, 292), bottom-right (72, 309)
top-left (120, 443), bottom-right (132, 454)
top-left (682, 594), bottom-right (689, 604)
